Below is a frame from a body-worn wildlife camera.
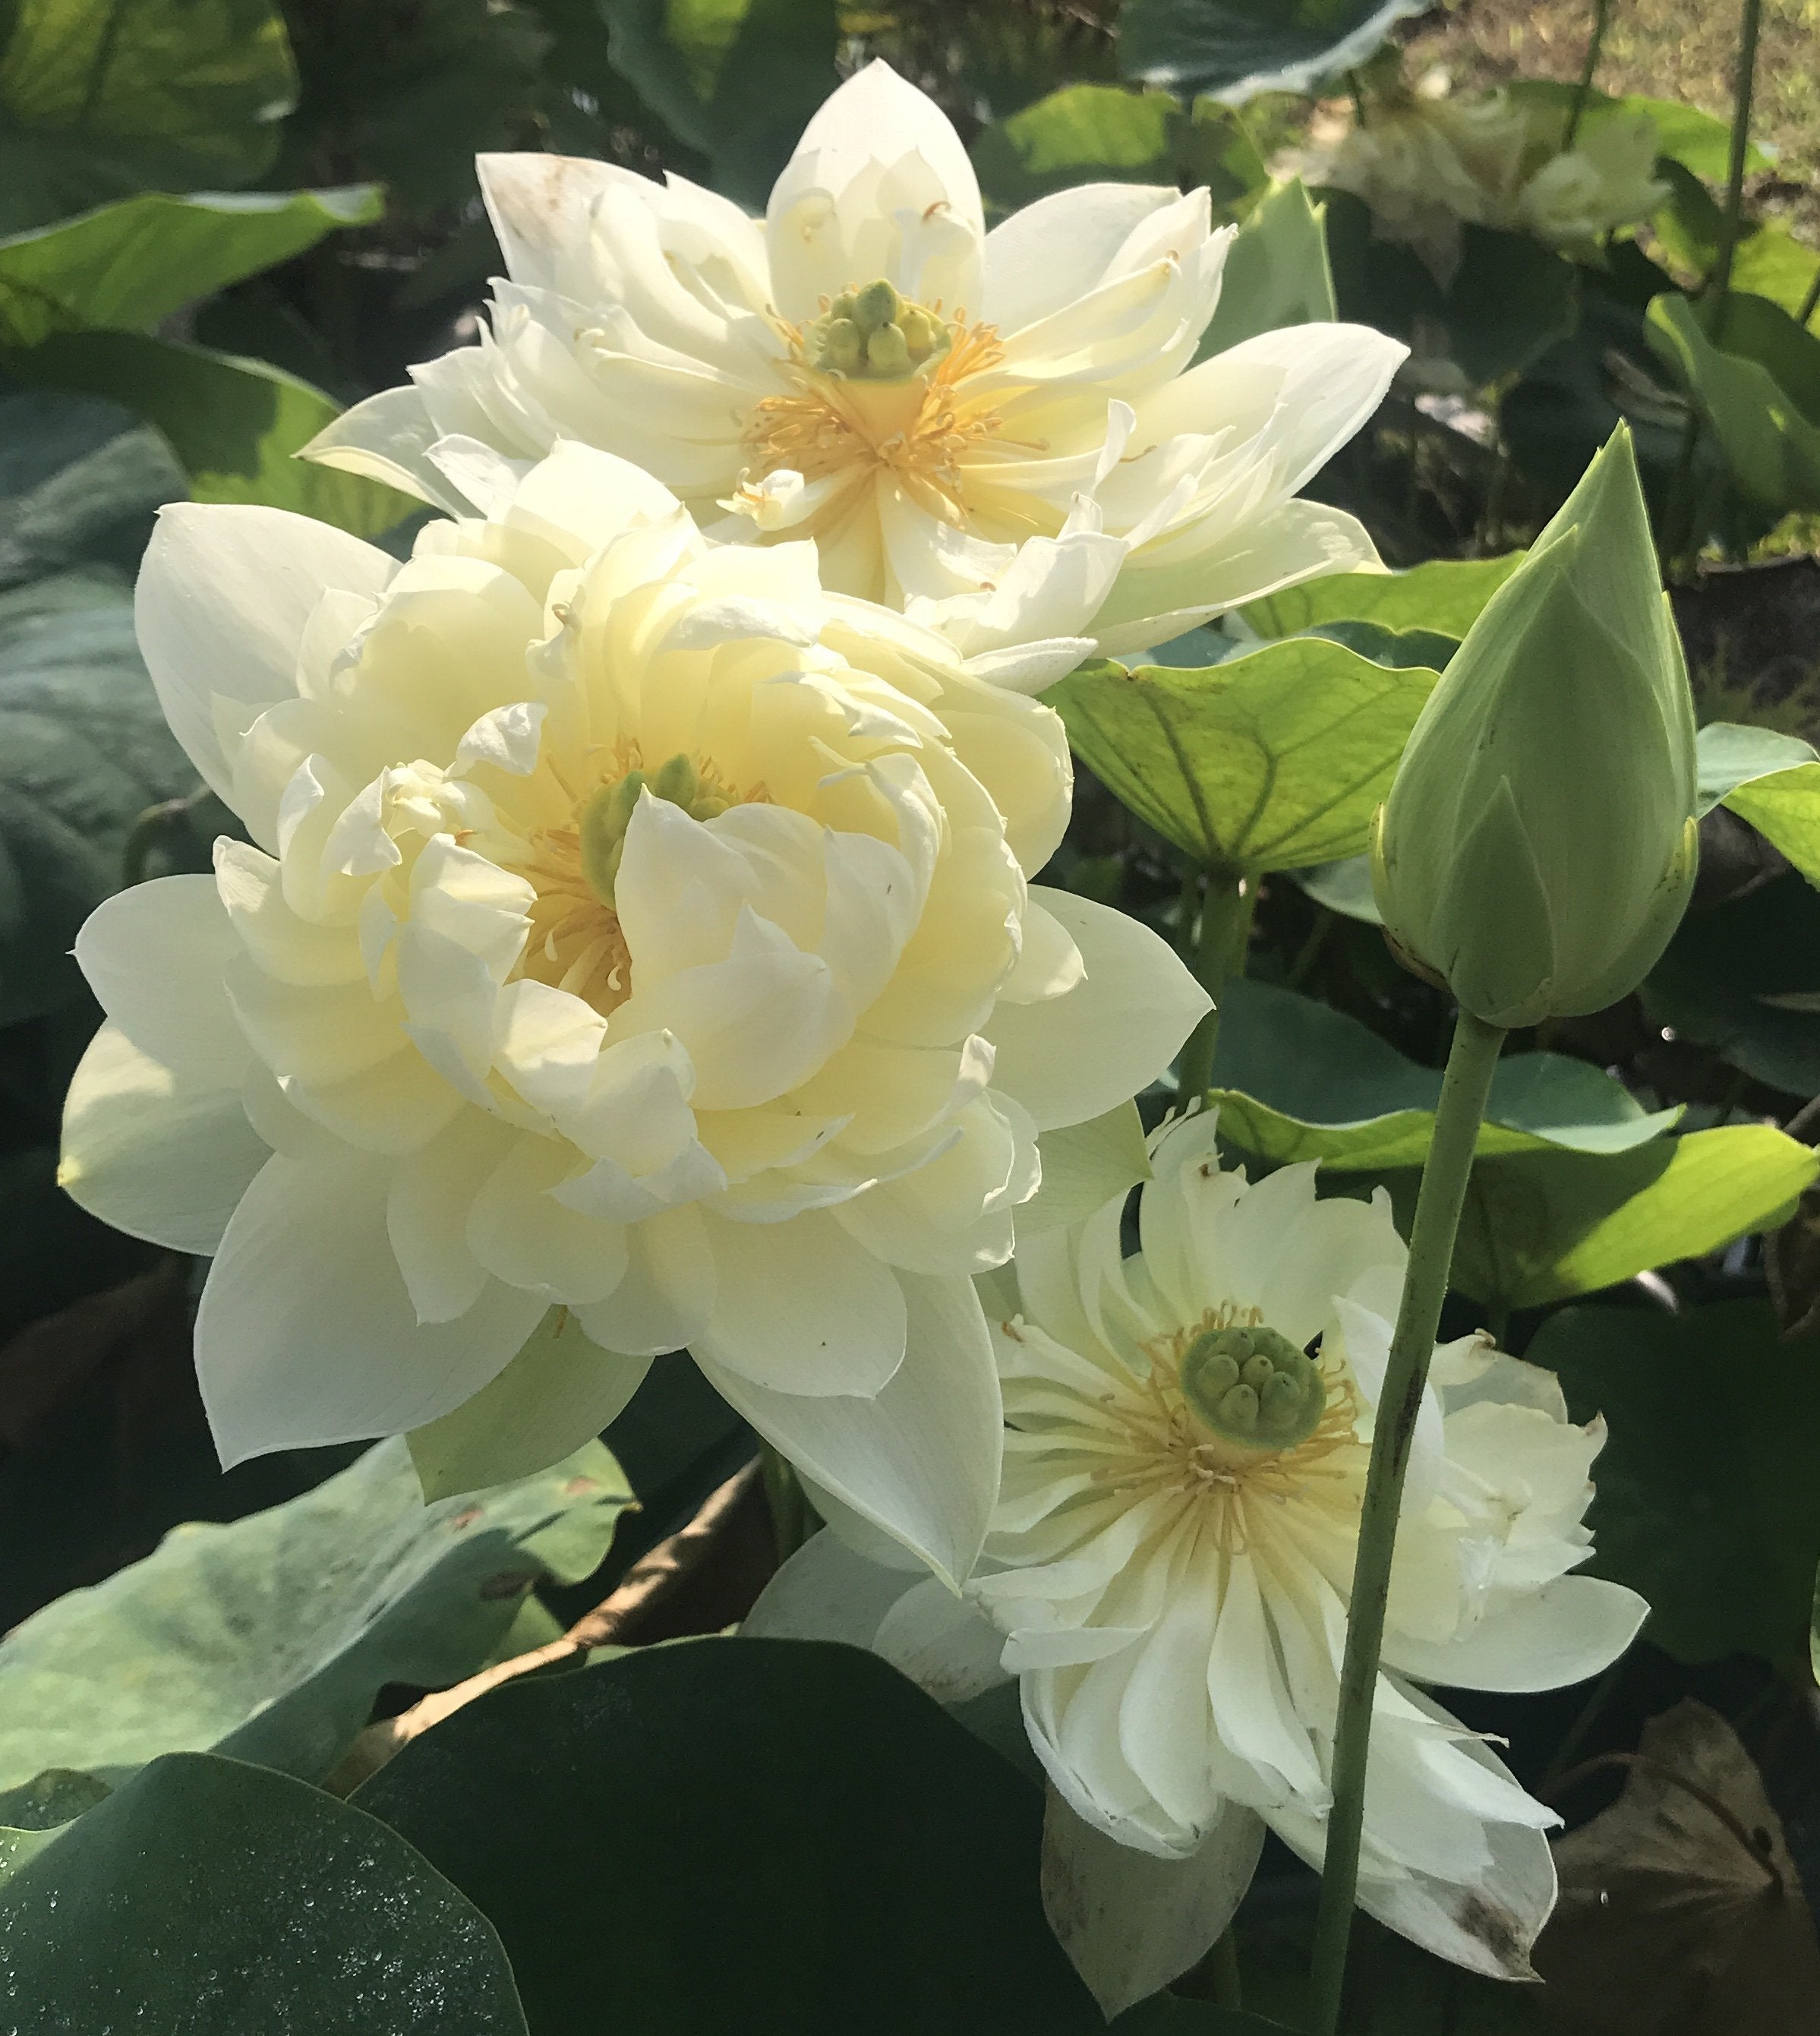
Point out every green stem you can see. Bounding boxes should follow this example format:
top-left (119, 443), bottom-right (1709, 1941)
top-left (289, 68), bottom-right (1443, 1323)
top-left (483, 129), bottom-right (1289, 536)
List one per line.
top-left (1797, 263), bottom-right (1820, 329)
top-left (1663, 0), bottom-right (1764, 567)
top-left (1206, 1929), bottom-right (1243, 2012)
top-left (1305, 1009), bottom-right (1507, 2035)
top-left (1707, 0), bottom-right (1764, 348)
top-left (1564, 0), bottom-right (1613, 147)
top-left (759, 1442), bottom-right (813, 1562)
top-left (1175, 869), bottom-right (1254, 1104)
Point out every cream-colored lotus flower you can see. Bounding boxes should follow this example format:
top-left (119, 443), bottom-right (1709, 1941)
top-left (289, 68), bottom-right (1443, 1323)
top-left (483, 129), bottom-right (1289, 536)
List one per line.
top-left (1295, 67), bottom-right (1668, 283)
top-left (749, 1108), bottom-right (1645, 2006)
top-left (57, 442), bottom-right (1210, 1583)
top-left (302, 61), bottom-right (1405, 655)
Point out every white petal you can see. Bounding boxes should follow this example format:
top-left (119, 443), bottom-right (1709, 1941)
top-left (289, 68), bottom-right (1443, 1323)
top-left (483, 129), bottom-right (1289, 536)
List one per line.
top-left (74, 876), bottom-right (247, 1068)
top-left (1039, 1786), bottom-right (1265, 2019)
top-left (1386, 1576), bottom-right (1648, 1694)
top-left (743, 1523), bottom-right (919, 1644)
top-left (476, 151), bottom-right (623, 292)
top-left (1090, 500), bottom-right (1382, 657)
top-left (873, 1577), bottom-right (1012, 1704)
top-left (195, 1151), bottom-right (546, 1463)
top-left (572, 1204), bottom-right (715, 1357)
top-left (59, 1023), bottom-right (269, 1254)
top-left (299, 385), bottom-right (471, 514)
top-left (692, 1208), bottom-right (907, 1397)
top-left (699, 1270), bottom-right (1001, 1588)
top-left (984, 888), bottom-right (1210, 1130)
top-left (984, 183), bottom-right (1186, 335)
top-left (1151, 321), bottom-right (1407, 500)
top-left (135, 503), bottom-right (394, 808)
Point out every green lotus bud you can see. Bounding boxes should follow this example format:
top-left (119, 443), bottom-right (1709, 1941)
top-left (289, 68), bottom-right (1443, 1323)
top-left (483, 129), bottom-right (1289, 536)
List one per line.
top-left (1371, 426), bottom-right (1698, 1029)
top-left (1181, 1324), bottom-right (1326, 1452)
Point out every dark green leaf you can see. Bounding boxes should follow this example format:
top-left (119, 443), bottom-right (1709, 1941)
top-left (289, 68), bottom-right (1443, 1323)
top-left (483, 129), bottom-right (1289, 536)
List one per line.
top-left (1118, 0), bottom-right (1425, 103)
top-left (1048, 638), bottom-right (1438, 876)
top-left (9, 327), bottom-right (415, 535)
top-left (1208, 979), bottom-right (1680, 1170)
top-left (603, 0), bottom-right (839, 208)
top-left (0, 553), bottom-right (194, 1024)
top-left (358, 1637), bottom-right (1112, 2033)
top-left (0, 185), bottom-right (382, 349)
top-left (1444, 225), bottom-right (1580, 387)
top-left (0, 378), bottom-right (184, 592)
top-left (0, 0), bottom-right (298, 233)
top-left (1528, 1300), bottom-right (1820, 1662)
top-left (1647, 872), bottom-right (1820, 1095)
top-left (0, 1751), bottom-right (528, 2032)
top-left (0, 1438), bottom-right (631, 1792)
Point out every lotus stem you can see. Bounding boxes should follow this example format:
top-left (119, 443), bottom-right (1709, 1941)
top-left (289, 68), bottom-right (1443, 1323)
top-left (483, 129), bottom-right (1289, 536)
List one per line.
top-left (1306, 1007), bottom-right (1507, 2034)
top-left (1565, 0), bottom-right (1613, 147)
top-left (1175, 868), bottom-right (1255, 1103)
top-left (1707, 0), bottom-right (1764, 345)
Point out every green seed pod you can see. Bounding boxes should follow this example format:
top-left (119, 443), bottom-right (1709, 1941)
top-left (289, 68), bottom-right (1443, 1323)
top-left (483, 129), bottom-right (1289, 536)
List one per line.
top-left (1371, 426), bottom-right (1698, 1029)
top-left (811, 317), bottom-right (863, 375)
top-left (851, 279), bottom-right (902, 334)
top-left (865, 324), bottom-right (912, 376)
top-left (800, 279), bottom-right (951, 382)
top-left (1181, 1324), bottom-right (1326, 1452)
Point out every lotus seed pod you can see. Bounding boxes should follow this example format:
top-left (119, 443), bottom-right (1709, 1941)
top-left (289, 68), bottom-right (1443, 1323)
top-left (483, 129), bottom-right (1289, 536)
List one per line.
top-left (812, 317), bottom-right (863, 374)
top-left (801, 278), bottom-right (952, 382)
top-left (852, 279), bottom-right (901, 333)
top-left (1181, 1324), bottom-right (1326, 1451)
top-left (1371, 425), bottom-right (1697, 1028)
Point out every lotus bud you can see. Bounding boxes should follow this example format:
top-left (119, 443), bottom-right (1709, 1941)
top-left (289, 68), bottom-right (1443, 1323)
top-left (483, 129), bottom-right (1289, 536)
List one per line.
top-left (1371, 425), bottom-right (1698, 1029)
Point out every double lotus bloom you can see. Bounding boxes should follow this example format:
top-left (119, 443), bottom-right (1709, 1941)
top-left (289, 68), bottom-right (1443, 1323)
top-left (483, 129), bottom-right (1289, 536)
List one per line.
top-left (58, 58), bottom-right (1642, 2000)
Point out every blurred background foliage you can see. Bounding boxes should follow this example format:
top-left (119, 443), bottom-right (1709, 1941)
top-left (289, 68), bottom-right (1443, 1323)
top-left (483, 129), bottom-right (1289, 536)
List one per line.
top-left (7, 4), bottom-right (1820, 2029)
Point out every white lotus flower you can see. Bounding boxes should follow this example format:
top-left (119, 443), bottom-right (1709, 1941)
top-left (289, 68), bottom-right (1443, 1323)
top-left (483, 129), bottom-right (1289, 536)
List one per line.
top-left (303, 61), bottom-right (1406, 656)
top-left (750, 1108), bottom-right (1645, 2006)
top-left (1292, 67), bottom-right (1667, 283)
top-left (57, 442), bottom-right (1210, 1584)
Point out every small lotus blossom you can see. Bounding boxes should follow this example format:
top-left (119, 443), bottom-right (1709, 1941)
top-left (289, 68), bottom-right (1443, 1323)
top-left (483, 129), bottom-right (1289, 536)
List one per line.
top-left (751, 1110), bottom-right (1645, 2001)
top-left (58, 442), bottom-right (1210, 1584)
top-left (1292, 66), bottom-right (1669, 282)
top-left (304, 60), bottom-right (1406, 655)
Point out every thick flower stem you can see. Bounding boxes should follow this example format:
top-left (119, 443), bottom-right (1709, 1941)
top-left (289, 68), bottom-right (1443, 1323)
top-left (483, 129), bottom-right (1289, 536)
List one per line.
top-left (1306, 1008), bottom-right (1506, 2035)
top-left (1664, 0), bottom-right (1764, 563)
top-left (1175, 868), bottom-right (1254, 1103)
top-left (1564, 0), bottom-right (1611, 147)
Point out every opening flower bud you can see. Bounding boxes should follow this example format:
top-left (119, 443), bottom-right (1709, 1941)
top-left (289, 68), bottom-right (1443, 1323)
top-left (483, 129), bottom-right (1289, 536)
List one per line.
top-left (1371, 425), bottom-right (1698, 1028)
top-left (1181, 1324), bottom-right (1326, 1452)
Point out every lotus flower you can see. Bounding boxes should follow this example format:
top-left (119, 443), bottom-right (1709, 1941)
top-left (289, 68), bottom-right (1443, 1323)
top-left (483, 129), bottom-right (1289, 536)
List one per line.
top-left (58, 443), bottom-right (1210, 1584)
top-left (750, 1109), bottom-right (1645, 2006)
top-left (304, 61), bottom-right (1406, 655)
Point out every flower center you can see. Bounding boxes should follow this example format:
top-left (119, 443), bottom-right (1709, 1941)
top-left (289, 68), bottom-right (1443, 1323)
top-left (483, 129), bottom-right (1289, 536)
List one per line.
top-left (513, 749), bottom-right (749, 1015)
top-left (742, 279), bottom-right (1009, 530)
top-left (802, 279), bottom-right (952, 381)
top-left (1180, 1324), bottom-right (1326, 1453)
top-left (1082, 1302), bottom-right (1363, 1551)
